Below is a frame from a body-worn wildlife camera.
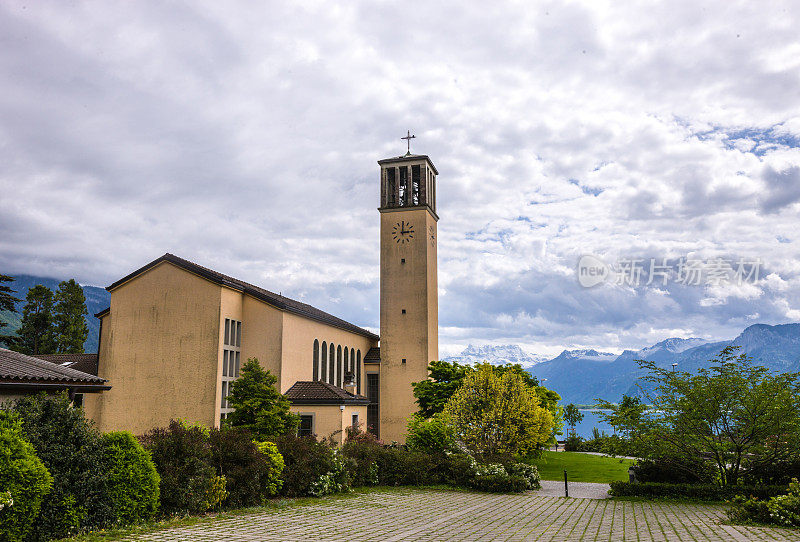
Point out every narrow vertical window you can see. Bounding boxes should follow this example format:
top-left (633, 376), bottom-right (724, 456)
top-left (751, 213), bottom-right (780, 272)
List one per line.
top-left (234, 352), bottom-right (240, 377)
top-left (313, 339), bottom-right (319, 381)
top-left (329, 344), bottom-right (335, 383)
top-left (356, 350), bottom-right (362, 395)
top-left (223, 350), bottom-right (228, 377)
top-left (221, 381), bottom-right (228, 408)
top-left (337, 345), bottom-right (343, 387)
top-left (236, 321), bottom-right (242, 347)
top-left (344, 347), bottom-right (349, 376)
top-left (224, 319), bottom-right (230, 345)
top-left (321, 341), bottom-right (328, 383)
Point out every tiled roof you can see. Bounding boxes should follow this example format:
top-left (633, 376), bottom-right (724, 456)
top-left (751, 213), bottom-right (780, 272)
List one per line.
top-left (364, 347), bottom-right (381, 363)
top-left (107, 253), bottom-right (379, 341)
top-left (284, 381), bottom-right (369, 405)
top-left (32, 353), bottom-right (99, 376)
top-left (0, 348), bottom-right (107, 386)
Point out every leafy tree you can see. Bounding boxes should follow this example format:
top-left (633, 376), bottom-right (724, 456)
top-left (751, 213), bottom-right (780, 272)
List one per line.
top-left (11, 285), bottom-right (56, 355)
top-left (53, 279), bottom-right (88, 354)
top-left (633, 346), bottom-right (800, 486)
top-left (596, 394), bottom-right (647, 439)
top-left (563, 403), bottom-right (584, 437)
top-left (412, 360), bottom-right (473, 418)
top-left (443, 364), bottom-right (554, 457)
top-left (413, 360), bottom-right (563, 443)
top-left (224, 358), bottom-right (299, 439)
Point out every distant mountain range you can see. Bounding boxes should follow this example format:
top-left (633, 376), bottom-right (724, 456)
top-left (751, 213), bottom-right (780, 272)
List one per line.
top-left (442, 344), bottom-right (549, 368)
top-left (0, 275), bottom-right (110, 353)
top-left (445, 323), bottom-right (800, 404)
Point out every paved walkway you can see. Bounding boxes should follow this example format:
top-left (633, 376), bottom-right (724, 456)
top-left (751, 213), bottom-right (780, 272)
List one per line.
top-left (536, 480), bottom-right (610, 499)
top-left (126, 488), bottom-right (800, 541)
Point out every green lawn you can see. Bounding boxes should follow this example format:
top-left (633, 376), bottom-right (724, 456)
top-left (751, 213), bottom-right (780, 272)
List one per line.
top-left (530, 451), bottom-right (635, 483)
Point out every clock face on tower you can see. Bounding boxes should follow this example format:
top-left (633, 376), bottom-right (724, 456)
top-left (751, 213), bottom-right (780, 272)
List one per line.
top-left (392, 221), bottom-right (414, 244)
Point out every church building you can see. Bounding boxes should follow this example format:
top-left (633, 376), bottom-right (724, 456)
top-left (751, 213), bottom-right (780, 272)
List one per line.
top-left (84, 150), bottom-right (439, 444)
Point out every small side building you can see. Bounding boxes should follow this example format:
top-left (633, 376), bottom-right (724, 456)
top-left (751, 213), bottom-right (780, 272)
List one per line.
top-left (0, 348), bottom-right (110, 406)
top-left (285, 380), bottom-right (369, 445)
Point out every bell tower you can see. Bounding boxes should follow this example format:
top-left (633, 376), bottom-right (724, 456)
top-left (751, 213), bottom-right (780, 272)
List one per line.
top-left (375, 142), bottom-right (439, 443)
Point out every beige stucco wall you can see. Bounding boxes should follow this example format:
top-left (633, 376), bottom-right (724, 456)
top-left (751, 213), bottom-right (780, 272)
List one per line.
top-left (280, 312), bottom-right (377, 394)
top-left (378, 205), bottom-right (438, 443)
top-left (90, 262), bottom-right (222, 434)
top-left (290, 403), bottom-right (367, 445)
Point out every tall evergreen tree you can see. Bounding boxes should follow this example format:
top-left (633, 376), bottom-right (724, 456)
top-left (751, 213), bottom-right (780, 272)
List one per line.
top-left (53, 279), bottom-right (88, 353)
top-left (0, 275), bottom-right (21, 346)
top-left (0, 274), bottom-right (20, 321)
top-left (13, 285), bottom-right (56, 354)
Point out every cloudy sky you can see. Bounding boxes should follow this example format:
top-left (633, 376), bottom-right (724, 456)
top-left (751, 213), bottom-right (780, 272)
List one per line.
top-left (1, 1), bottom-right (799, 357)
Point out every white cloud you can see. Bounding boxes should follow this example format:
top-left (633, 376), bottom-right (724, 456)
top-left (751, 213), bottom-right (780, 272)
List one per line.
top-left (0, 0), bottom-right (799, 354)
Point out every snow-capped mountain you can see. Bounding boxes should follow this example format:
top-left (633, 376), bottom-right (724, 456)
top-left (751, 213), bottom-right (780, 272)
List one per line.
top-left (442, 344), bottom-right (549, 368)
top-left (445, 324), bottom-right (800, 404)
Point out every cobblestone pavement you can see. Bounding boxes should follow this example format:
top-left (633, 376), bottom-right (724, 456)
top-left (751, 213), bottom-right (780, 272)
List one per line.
top-left (536, 480), bottom-right (610, 499)
top-left (126, 489), bottom-right (800, 541)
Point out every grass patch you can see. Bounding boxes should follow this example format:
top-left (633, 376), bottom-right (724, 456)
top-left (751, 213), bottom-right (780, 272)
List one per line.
top-left (529, 451), bottom-right (634, 483)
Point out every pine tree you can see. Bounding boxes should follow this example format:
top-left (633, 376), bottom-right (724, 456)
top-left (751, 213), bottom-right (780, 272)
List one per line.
top-left (53, 279), bottom-right (88, 354)
top-left (225, 358), bottom-right (300, 438)
top-left (13, 285), bottom-right (56, 355)
top-left (0, 274), bottom-right (20, 319)
top-left (0, 274), bottom-right (21, 340)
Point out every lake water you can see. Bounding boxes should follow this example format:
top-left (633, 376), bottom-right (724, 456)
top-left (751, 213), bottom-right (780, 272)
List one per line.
top-left (569, 409), bottom-right (616, 439)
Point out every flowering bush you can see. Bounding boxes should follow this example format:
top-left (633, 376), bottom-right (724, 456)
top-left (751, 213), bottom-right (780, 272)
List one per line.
top-left (728, 479), bottom-right (800, 527)
top-left (308, 450), bottom-right (350, 497)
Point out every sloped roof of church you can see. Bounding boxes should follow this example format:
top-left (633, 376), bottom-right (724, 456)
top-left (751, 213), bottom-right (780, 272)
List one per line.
top-left (104, 253), bottom-right (379, 340)
top-left (0, 348), bottom-right (108, 387)
top-left (284, 381), bottom-right (370, 405)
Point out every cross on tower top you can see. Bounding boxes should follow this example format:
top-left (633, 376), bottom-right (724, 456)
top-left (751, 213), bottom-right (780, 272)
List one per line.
top-left (401, 130), bottom-right (415, 156)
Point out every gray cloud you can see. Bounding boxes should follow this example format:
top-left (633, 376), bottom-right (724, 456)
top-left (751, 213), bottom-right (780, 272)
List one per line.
top-left (1, 1), bottom-right (799, 355)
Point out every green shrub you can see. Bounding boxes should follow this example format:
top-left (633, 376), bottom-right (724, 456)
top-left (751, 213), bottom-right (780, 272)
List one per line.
top-left (12, 393), bottom-right (109, 540)
top-left (101, 431), bottom-right (160, 525)
top-left (563, 435), bottom-right (582, 451)
top-left (631, 456), bottom-right (715, 484)
top-left (440, 453), bottom-right (476, 487)
top-left (341, 430), bottom-right (382, 487)
top-left (274, 434), bottom-right (336, 497)
top-left (504, 461), bottom-right (541, 490)
top-left (255, 441), bottom-right (285, 497)
top-left (406, 414), bottom-right (456, 455)
top-left (728, 479), bottom-right (800, 527)
top-left (308, 449), bottom-right (350, 497)
top-left (139, 420), bottom-right (220, 516)
top-left (0, 411), bottom-right (53, 542)
top-left (470, 462), bottom-right (529, 493)
top-left (609, 481), bottom-right (788, 501)
top-left (208, 426), bottom-right (283, 507)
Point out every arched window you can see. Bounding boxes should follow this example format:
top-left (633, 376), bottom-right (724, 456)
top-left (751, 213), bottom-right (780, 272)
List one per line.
top-left (356, 350), bottom-right (362, 395)
top-left (321, 341), bottom-right (328, 383)
top-left (337, 345), bottom-right (343, 387)
top-left (344, 347), bottom-right (349, 379)
top-left (329, 343), bottom-right (335, 383)
top-left (313, 339), bottom-right (319, 381)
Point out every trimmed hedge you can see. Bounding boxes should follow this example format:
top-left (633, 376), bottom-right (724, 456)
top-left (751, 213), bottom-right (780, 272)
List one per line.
top-left (101, 431), bottom-right (160, 525)
top-left (609, 481), bottom-right (788, 501)
top-left (0, 411), bottom-right (53, 542)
